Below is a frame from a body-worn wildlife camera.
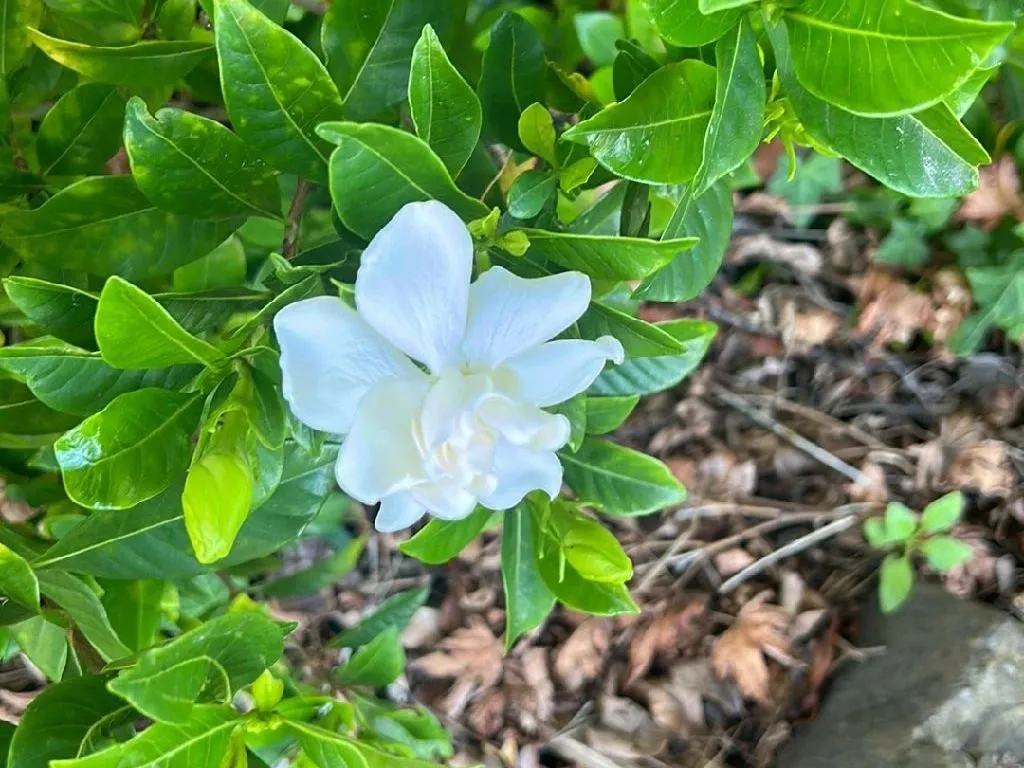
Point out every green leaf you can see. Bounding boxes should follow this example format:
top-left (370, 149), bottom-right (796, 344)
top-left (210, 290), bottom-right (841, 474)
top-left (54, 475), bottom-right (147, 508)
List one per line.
top-left (0, 378), bottom-right (79, 434)
top-left (245, 366), bottom-right (286, 449)
top-left (4, 277), bottom-right (97, 349)
top-left (1, 0), bottom-right (43, 75)
top-left (646, 0), bottom-right (742, 46)
top-left (51, 705), bottom-right (239, 768)
top-left (399, 507), bottom-right (491, 565)
top-left (700, 0), bottom-right (755, 9)
top-left (873, 218), bottom-right (929, 269)
top-left (885, 502), bottom-right (918, 541)
top-left (55, 388), bottom-right (203, 510)
top-left (577, 301), bottom-right (684, 357)
top-left (521, 230), bottom-right (694, 281)
top-left (123, 97), bottom-right (281, 220)
top-left (518, 102), bottom-right (557, 166)
top-left (635, 181), bottom-right (734, 302)
top-left (767, 153), bottom-right (842, 229)
top-left (330, 586), bottom-right (428, 649)
top-left (96, 277), bottom-right (226, 370)
top-left (507, 170), bottom-right (557, 219)
top-left (184, 450), bottom-right (254, 565)
top-left (0, 542), bottom-right (39, 613)
top-left (27, 29), bottom-right (212, 87)
top-left (323, 0), bottom-right (453, 122)
top-left (108, 612), bottom-right (283, 723)
top-left (0, 176), bottom-right (241, 280)
top-left (100, 579), bottom-right (164, 651)
top-left (319, 121), bottom-right (488, 240)
top-left (173, 236), bottom-right (247, 292)
top-left (767, 22), bottom-right (986, 198)
top-left (612, 40), bottom-right (660, 101)
top-left (550, 392), bottom-right (586, 453)
top-left (696, 19), bottom-right (765, 194)
top-left (575, 11), bottom-right (624, 68)
top-left (561, 514), bottom-right (632, 584)
top-left (781, 0), bottom-right (1012, 116)
top-left (478, 12), bottom-right (545, 150)
top-left (920, 491), bottom-right (963, 534)
top-left (37, 83), bottom-right (126, 176)
top-left (290, 720), bottom-right (444, 768)
top-left (590, 318), bottom-right (716, 395)
top-left (336, 626), bottom-right (404, 687)
top-left (37, 571), bottom-right (131, 662)
top-left (261, 533), bottom-right (365, 597)
top-left (44, 0), bottom-right (144, 43)
top-left (8, 674), bottom-right (128, 768)
top-left (215, 0), bottom-right (343, 181)
top-left (0, 337), bottom-right (197, 416)
top-left (561, 436), bottom-right (687, 516)
top-left (502, 502), bottom-right (555, 650)
top-left (920, 536), bottom-right (973, 573)
top-left (879, 553), bottom-right (914, 613)
top-left (408, 24), bottom-right (481, 177)
top-left (863, 517), bottom-right (889, 549)
top-left (949, 265), bottom-right (1024, 354)
top-left (563, 61), bottom-right (716, 184)
top-left (11, 616), bottom-right (66, 681)
top-left (585, 395), bottom-right (640, 435)
top-left (251, 670), bottom-right (283, 712)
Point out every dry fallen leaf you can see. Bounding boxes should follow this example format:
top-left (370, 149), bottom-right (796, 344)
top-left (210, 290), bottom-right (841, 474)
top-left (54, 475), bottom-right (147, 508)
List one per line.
top-left (640, 659), bottom-right (742, 736)
top-left (412, 617), bottom-right (504, 718)
top-left (627, 600), bottom-right (706, 685)
top-left (855, 268), bottom-right (935, 348)
top-left (401, 607), bottom-right (444, 649)
top-left (554, 619), bottom-right (611, 693)
top-left (957, 155), bottom-right (1024, 229)
top-left (913, 415), bottom-right (1014, 496)
top-left (948, 440), bottom-right (1014, 497)
top-left (715, 548), bottom-right (756, 578)
top-left (504, 647), bottom-right (554, 736)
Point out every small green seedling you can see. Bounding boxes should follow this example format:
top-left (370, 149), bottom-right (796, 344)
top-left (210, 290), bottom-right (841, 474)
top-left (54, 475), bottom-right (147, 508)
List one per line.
top-left (863, 492), bottom-right (973, 613)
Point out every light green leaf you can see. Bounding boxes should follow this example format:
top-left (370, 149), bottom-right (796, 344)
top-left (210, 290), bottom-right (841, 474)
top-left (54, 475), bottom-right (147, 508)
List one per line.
top-left (55, 388), bottom-right (203, 510)
top-left (11, 616), bottom-right (66, 681)
top-left (108, 612), bottom-right (283, 723)
top-left (399, 507), bottom-right (492, 565)
top-left (184, 450), bottom-right (254, 565)
top-left (172, 236), bottom-right (247, 292)
top-left (575, 11), bottom-right (624, 68)
top-left (330, 586), bottom-right (428, 649)
top-left (336, 626), bottom-right (404, 687)
top-left (635, 181), bottom-right (734, 302)
top-left (885, 502), bottom-right (918, 542)
top-left (502, 502), bottom-right (555, 650)
top-left (251, 670), bottom-right (283, 713)
top-left (696, 19), bottom-right (764, 194)
top-left (0, 175), bottom-right (241, 280)
top-left (561, 515), bottom-right (632, 584)
top-left (478, 12), bottom-right (546, 150)
top-left (319, 121), bottom-right (488, 239)
top-left (577, 301), bottom-right (684, 357)
top-left (920, 536), bottom-right (973, 573)
top-left (879, 553), bottom-right (914, 613)
top-left (27, 28), bottom-right (212, 87)
top-left (518, 102), bottom-right (557, 166)
top-left (261, 533), bottom-right (365, 597)
top-left (561, 436), bottom-right (687, 516)
top-left (562, 60), bottom-right (716, 184)
top-left (508, 170), bottom-right (556, 219)
top-left (700, 0), bottom-right (755, 10)
top-left (521, 230), bottom-right (695, 281)
top-left (863, 517), bottom-right (889, 549)
top-left (96, 277), bottom-right (226, 370)
top-left (0, 542), bottom-right (39, 614)
top-left (124, 97), bottom-right (281, 219)
top-left (100, 579), bottom-right (164, 652)
top-left (920, 491), bottom-right (963, 534)
top-left (37, 83), bottom-right (126, 176)
top-left (51, 705), bottom-right (240, 768)
top-left (585, 395), bottom-right (640, 435)
top-left (782, 0), bottom-right (1012, 116)
top-left (1, 0), bottom-right (43, 75)
top-left (37, 571), bottom-right (131, 662)
top-left (215, 0), bottom-right (343, 181)
top-left (645, 0), bottom-right (742, 48)
top-left (409, 24), bottom-right (481, 177)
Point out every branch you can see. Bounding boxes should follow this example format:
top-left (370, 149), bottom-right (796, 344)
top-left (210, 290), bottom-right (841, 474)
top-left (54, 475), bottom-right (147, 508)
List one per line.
top-left (282, 179), bottom-right (312, 260)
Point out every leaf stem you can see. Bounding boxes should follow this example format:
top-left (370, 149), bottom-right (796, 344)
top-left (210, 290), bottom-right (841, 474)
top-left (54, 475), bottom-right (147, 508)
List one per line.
top-left (282, 179), bottom-right (312, 260)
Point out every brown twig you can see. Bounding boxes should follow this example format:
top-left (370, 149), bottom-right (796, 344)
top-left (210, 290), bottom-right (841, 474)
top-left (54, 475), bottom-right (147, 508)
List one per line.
top-left (282, 179), bottom-right (312, 260)
top-left (635, 508), bottom-right (701, 595)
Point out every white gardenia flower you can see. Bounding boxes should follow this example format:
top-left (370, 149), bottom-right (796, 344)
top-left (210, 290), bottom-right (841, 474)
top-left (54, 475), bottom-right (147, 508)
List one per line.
top-left (274, 201), bottom-right (624, 532)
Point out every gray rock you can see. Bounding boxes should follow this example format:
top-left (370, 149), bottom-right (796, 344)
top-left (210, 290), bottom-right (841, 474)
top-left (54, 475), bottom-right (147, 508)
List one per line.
top-left (777, 584), bottom-right (1024, 768)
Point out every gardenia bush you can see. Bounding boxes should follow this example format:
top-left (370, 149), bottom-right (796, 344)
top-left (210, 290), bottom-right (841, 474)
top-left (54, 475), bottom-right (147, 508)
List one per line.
top-left (0, 0), bottom-right (1015, 765)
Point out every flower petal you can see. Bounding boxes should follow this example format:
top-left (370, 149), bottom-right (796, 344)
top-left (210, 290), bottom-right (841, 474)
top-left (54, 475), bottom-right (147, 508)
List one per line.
top-left (480, 442), bottom-right (563, 511)
top-left (503, 336), bottom-right (625, 408)
top-left (411, 480), bottom-right (479, 520)
top-left (356, 201), bottom-right (473, 373)
top-left (462, 267), bottom-right (592, 367)
top-left (420, 370), bottom-right (492, 450)
top-left (274, 296), bottom-right (422, 434)
top-left (375, 492), bottom-right (426, 533)
top-left (335, 377), bottom-right (430, 504)
top-left (477, 397), bottom-right (571, 451)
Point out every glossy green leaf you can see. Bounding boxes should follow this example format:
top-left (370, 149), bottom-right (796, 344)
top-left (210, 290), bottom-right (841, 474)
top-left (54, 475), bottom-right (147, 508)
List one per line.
top-left (261, 533), bottom-right (364, 597)
top-left (173, 236), bottom-right (247, 292)
top-left (54, 388), bottom-right (203, 510)
top-left (508, 170), bottom-right (556, 219)
top-left (920, 536), bottom-right (973, 573)
top-left (27, 29), bottom-right (212, 87)
top-left (245, 366), bottom-right (286, 449)
top-left (0, 338), bottom-right (197, 416)
top-left (561, 514), bottom-right (632, 584)
top-left (879, 553), bottom-right (914, 613)
top-left (584, 395), bottom-right (639, 435)
top-left (108, 612), bottom-right (283, 723)
top-left (408, 24), bottom-right (481, 177)
top-left (577, 301), bottom-right (684, 357)
top-left (8, 674), bottom-right (128, 768)
top-left (11, 616), bottom-right (66, 681)
top-left (215, 0), bottom-right (343, 181)
top-left (575, 11), bottom-right (623, 68)
top-left (37, 571), bottom-right (130, 662)
top-left (696, 19), bottom-right (764, 194)
top-left (920, 491), bottom-right (963, 534)
top-left (590, 318), bottom-right (717, 395)
top-left (336, 626), bottom-right (404, 687)
top-left (0, 542), bottom-right (39, 613)
top-left (290, 717), bottom-right (443, 768)
top-left (96, 277), bottom-right (226, 370)
top-left (478, 12), bottom-right (545, 150)
top-left (37, 84), bottom-right (127, 176)
top-left (330, 586), bottom-right (428, 649)
top-left (183, 450), bottom-right (254, 565)
top-left (100, 580), bottom-right (164, 651)
top-left (612, 40), bottom-right (660, 101)
top-left (562, 61), bottom-right (716, 184)
top-left (400, 507), bottom-right (492, 565)
top-left (502, 502), bottom-right (555, 650)
top-left (646, 0), bottom-right (742, 47)
top-left (44, 0), bottom-right (144, 43)
top-left (4, 278), bottom-right (88, 350)
top-left (700, 0), bottom-right (755, 9)
top-left (521, 230), bottom-right (694, 281)
top-left (319, 121), bottom-right (488, 239)
top-left (518, 102), bottom-right (557, 166)
top-left (1, 0), bottom-right (43, 75)
top-left (0, 378), bottom-right (79, 434)
top-left (124, 97), bottom-right (281, 219)
top-left (0, 175), bottom-right (241, 280)
top-left (782, 0), bottom-right (1012, 116)
top-left (561, 436), bottom-right (687, 516)
top-left (51, 705), bottom-right (240, 768)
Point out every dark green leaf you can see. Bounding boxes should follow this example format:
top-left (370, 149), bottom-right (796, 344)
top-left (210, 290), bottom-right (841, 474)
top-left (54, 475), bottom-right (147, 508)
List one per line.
top-left (767, 153), bottom-right (841, 228)
top-left (0, 542), bottom-right (39, 614)
top-left (3, 277), bottom-right (98, 349)
top-left (508, 170), bottom-right (556, 219)
top-left (44, 0), bottom-right (144, 43)
top-left (400, 507), bottom-right (492, 565)
top-left (612, 40), bottom-right (660, 101)
top-left (502, 502), bottom-right (555, 650)
top-left (99, 579), bottom-right (164, 651)
top-left (0, 378), bottom-right (79, 434)
top-left (577, 301), bottom-right (684, 357)
top-left (1, 0), bottom-right (43, 75)
top-left (646, 0), bottom-right (742, 46)
top-left (873, 218), bottom-right (929, 269)
top-left (522, 230), bottom-right (694, 281)
top-left (336, 626), bottom-right (404, 687)
top-left (584, 395), bottom-right (639, 435)
top-left (37, 84), bottom-right (127, 176)
top-left (172, 236), bottom-right (247, 292)
top-left (37, 571), bottom-right (130, 662)
top-left (591, 318), bottom-right (716, 395)
top-left (330, 586), bottom-right (428, 649)
top-left (477, 13), bottom-right (545, 150)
